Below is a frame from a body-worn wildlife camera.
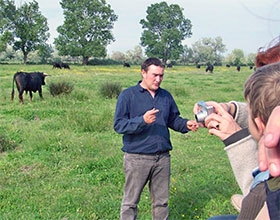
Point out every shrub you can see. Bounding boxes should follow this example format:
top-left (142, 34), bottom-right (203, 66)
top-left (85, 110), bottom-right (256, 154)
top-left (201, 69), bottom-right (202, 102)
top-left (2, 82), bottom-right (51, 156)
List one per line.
top-left (48, 81), bottom-right (74, 96)
top-left (0, 135), bottom-right (17, 153)
top-left (99, 82), bottom-right (122, 99)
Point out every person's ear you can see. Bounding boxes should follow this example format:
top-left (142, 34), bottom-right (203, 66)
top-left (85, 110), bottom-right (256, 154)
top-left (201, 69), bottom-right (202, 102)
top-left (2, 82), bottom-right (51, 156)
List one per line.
top-left (141, 69), bottom-right (146, 78)
top-left (254, 117), bottom-right (266, 135)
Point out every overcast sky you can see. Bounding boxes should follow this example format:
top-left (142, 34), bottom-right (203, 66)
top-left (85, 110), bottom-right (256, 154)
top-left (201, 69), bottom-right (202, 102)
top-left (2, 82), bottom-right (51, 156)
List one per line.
top-left (15, 0), bottom-right (280, 55)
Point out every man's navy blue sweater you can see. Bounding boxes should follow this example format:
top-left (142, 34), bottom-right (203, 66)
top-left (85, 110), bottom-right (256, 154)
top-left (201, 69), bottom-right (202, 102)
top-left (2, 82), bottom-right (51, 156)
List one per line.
top-left (114, 82), bottom-right (190, 154)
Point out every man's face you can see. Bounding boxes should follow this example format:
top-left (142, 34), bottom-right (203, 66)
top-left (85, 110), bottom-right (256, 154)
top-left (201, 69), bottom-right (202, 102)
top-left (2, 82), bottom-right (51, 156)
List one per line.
top-left (141, 64), bottom-right (164, 92)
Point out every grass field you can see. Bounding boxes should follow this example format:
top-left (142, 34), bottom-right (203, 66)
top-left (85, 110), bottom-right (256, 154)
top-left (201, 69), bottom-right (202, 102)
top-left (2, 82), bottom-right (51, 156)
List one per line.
top-left (0, 64), bottom-right (253, 219)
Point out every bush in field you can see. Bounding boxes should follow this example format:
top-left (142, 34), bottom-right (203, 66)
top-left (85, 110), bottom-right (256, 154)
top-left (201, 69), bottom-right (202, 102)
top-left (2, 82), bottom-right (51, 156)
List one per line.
top-left (100, 82), bottom-right (122, 99)
top-left (0, 135), bottom-right (17, 153)
top-left (48, 81), bottom-right (74, 96)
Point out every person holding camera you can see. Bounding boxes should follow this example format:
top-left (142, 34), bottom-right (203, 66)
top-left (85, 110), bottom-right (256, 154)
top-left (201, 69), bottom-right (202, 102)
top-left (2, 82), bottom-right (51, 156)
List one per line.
top-left (194, 38), bottom-right (280, 220)
top-left (114, 57), bottom-right (199, 220)
top-left (196, 100), bottom-right (270, 220)
top-left (207, 62), bottom-right (280, 220)
top-left (243, 62), bottom-right (280, 219)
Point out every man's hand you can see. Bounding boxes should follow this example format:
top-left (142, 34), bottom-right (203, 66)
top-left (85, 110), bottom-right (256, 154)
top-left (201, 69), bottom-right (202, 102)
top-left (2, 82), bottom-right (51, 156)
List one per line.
top-left (143, 108), bottom-right (159, 124)
top-left (187, 120), bottom-right (199, 132)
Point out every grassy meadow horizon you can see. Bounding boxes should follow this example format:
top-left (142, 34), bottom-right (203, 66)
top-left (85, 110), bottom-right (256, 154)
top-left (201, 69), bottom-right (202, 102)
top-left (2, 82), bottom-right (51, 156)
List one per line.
top-left (0, 64), bottom-right (253, 219)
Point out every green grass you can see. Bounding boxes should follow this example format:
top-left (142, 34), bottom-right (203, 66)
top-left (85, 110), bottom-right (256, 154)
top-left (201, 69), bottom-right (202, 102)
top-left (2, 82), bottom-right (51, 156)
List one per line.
top-left (0, 64), bottom-right (253, 219)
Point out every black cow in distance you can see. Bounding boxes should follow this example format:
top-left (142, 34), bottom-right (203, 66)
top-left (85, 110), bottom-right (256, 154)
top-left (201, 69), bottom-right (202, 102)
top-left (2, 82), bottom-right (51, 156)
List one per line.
top-left (123, 62), bottom-right (130, 67)
top-left (53, 62), bottom-right (62, 69)
top-left (61, 63), bottom-right (70, 69)
top-left (205, 64), bottom-right (214, 73)
top-left (53, 62), bottom-right (70, 69)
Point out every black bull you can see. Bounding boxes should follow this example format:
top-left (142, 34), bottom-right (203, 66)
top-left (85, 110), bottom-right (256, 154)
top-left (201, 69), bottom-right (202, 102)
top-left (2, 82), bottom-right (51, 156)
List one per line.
top-left (11, 72), bottom-right (49, 103)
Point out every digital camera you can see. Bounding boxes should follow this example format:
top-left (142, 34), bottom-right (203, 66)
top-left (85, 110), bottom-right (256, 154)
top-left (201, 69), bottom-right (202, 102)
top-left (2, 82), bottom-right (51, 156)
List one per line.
top-left (195, 101), bottom-right (214, 123)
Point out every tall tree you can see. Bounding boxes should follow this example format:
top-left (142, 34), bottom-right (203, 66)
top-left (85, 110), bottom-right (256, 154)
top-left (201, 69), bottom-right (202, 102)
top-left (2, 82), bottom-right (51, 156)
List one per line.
top-left (125, 45), bottom-right (145, 64)
top-left (230, 49), bottom-right (245, 66)
top-left (246, 52), bottom-right (256, 66)
top-left (0, 0), bottom-right (15, 51)
top-left (140, 2), bottom-right (192, 63)
top-left (192, 37), bottom-right (226, 65)
top-left (180, 45), bottom-right (194, 65)
top-left (37, 43), bottom-right (54, 64)
top-left (55, 0), bottom-right (118, 65)
top-left (12, 1), bottom-right (50, 64)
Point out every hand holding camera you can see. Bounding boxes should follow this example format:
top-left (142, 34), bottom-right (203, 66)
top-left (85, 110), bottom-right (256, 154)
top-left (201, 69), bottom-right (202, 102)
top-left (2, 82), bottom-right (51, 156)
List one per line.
top-left (194, 101), bottom-right (242, 141)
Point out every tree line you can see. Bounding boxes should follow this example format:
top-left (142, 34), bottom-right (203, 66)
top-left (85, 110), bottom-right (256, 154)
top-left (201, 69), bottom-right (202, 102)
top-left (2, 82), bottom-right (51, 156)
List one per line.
top-left (0, 0), bottom-right (256, 66)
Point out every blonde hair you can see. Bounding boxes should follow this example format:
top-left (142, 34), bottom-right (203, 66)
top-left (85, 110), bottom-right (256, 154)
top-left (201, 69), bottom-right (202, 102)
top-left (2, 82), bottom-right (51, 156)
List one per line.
top-left (244, 62), bottom-right (280, 125)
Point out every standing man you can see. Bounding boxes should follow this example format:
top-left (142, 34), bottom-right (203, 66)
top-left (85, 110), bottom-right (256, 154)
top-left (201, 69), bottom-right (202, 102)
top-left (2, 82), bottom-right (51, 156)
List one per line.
top-left (114, 57), bottom-right (198, 220)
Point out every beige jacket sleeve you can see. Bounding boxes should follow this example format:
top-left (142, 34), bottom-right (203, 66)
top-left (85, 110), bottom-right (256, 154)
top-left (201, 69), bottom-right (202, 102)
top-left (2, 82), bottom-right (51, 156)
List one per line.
top-left (223, 101), bottom-right (258, 196)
